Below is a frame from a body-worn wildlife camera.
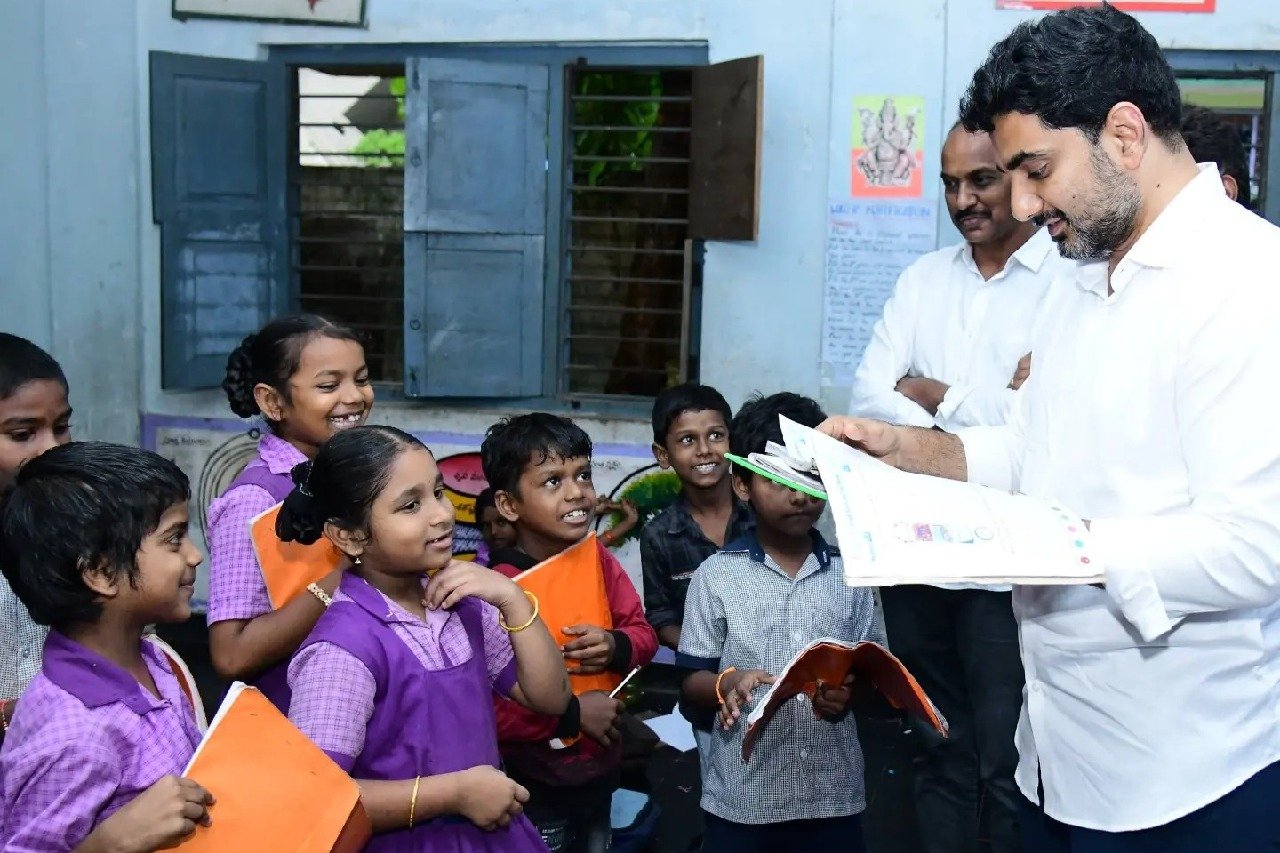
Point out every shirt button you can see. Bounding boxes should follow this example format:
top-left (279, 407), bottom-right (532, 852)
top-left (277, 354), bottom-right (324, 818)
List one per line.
top-left (800, 748), bottom-right (809, 758)
top-left (792, 631), bottom-right (803, 642)
top-left (1030, 681), bottom-right (1042, 693)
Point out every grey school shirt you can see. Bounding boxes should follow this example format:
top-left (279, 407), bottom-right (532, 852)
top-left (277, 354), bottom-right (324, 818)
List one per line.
top-left (676, 531), bottom-right (884, 826)
top-left (0, 573), bottom-right (46, 699)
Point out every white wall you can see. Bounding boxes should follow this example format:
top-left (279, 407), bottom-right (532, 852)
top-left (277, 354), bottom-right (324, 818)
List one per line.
top-left (4, 0), bottom-right (1280, 446)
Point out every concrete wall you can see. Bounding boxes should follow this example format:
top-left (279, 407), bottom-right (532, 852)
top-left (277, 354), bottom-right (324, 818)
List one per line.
top-left (4, 0), bottom-right (1280, 439)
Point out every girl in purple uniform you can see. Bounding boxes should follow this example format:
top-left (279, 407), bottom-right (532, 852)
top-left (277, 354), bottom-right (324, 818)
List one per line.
top-left (205, 314), bottom-right (372, 711)
top-left (279, 426), bottom-right (570, 852)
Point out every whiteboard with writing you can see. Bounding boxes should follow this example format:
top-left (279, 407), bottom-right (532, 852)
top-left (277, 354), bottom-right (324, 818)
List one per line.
top-left (821, 200), bottom-right (938, 389)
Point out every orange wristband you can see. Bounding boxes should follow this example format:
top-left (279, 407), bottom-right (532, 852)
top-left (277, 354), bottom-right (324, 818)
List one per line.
top-left (714, 667), bottom-right (738, 705)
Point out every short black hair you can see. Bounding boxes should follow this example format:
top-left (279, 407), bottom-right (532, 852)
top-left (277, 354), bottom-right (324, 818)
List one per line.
top-left (0, 334), bottom-right (67, 400)
top-left (222, 314), bottom-right (361, 422)
top-left (481, 413), bottom-right (593, 497)
top-left (0, 442), bottom-right (190, 631)
top-left (1181, 105), bottom-right (1253, 209)
top-left (959, 3), bottom-right (1183, 147)
top-left (651, 383), bottom-right (732, 445)
top-left (730, 392), bottom-right (827, 483)
top-left (276, 425), bottom-right (426, 545)
top-left (475, 487), bottom-right (498, 518)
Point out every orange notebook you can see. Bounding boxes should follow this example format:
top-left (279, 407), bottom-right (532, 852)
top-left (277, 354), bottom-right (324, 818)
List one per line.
top-left (182, 683), bottom-right (371, 852)
top-left (741, 639), bottom-right (948, 762)
top-left (512, 533), bottom-right (621, 697)
top-left (250, 503), bottom-right (344, 609)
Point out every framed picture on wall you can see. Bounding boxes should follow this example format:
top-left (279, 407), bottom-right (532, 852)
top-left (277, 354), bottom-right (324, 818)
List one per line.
top-left (172, 0), bottom-right (366, 27)
top-left (996, 0), bottom-right (1214, 10)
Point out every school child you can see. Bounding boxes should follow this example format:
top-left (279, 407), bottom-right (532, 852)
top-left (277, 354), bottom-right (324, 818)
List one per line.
top-left (206, 314), bottom-right (373, 709)
top-left (0, 334), bottom-right (74, 740)
top-left (640, 383), bottom-right (752, 651)
top-left (481, 413), bottom-right (658, 853)
top-left (475, 487), bottom-right (516, 564)
top-left (678, 393), bottom-right (883, 851)
top-left (281, 425), bottom-right (570, 851)
top-left (0, 442), bottom-right (214, 852)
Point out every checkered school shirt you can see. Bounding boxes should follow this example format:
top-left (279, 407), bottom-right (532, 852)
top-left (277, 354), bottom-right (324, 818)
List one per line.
top-left (205, 432), bottom-right (304, 625)
top-left (0, 632), bottom-right (201, 851)
top-left (288, 576), bottom-right (517, 768)
top-left (677, 531), bottom-right (884, 826)
top-left (0, 574), bottom-right (46, 700)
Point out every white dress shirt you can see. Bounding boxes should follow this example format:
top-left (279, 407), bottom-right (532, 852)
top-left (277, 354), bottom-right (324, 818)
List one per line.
top-left (849, 226), bottom-right (1067, 432)
top-left (960, 166), bottom-right (1280, 832)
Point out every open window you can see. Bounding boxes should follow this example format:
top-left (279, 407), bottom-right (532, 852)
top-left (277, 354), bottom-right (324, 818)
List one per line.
top-left (150, 48), bottom-right (761, 402)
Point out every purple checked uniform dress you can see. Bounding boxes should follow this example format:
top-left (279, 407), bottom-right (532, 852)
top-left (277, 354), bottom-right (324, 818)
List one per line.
top-left (205, 432), bottom-right (304, 711)
top-left (0, 633), bottom-right (202, 852)
top-left (290, 573), bottom-right (548, 852)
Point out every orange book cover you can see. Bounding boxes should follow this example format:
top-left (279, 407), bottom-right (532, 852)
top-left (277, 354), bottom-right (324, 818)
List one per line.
top-left (182, 683), bottom-right (371, 852)
top-left (250, 503), bottom-right (344, 609)
top-left (512, 533), bottom-right (621, 697)
top-left (741, 639), bottom-right (948, 761)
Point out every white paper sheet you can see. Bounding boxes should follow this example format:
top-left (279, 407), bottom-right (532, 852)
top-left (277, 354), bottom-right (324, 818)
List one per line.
top-left (780, 418), bottom-right (1104, 586)
top-left (643, 712), bottom-right (698, 752)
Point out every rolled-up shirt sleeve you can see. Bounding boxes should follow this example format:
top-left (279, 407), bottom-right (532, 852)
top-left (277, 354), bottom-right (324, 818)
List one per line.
top-left (936, 384), bottom-right (1019, 431)
top-left (1093, 291), bottom-right (1280, 641)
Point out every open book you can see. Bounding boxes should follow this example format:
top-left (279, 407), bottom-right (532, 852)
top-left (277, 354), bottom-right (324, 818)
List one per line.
top-left (182, 683), bottom-right (371, 852)
top-left (742, 638), bottom-right (946, 762)
top-left (778, 417), bottom-right (1104, 587)
top-left (725, 441), bottom-right (827, 500)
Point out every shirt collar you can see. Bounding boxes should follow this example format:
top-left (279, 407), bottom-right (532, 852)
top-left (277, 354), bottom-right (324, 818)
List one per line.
top-left (41, 630), bottom-right (168, 714)
top-left (665, 494), bottom-right (754, 537)
top-left (724, 528), bottom-right (837, 574)
top-left (958, 226), bottom-right (1055, 280)
top-left (1123, 164), bottom-right (1226, 271)
top-left (259, 432), bottom-right (308, 476)
top-left (338, 572), bottom-right (450, 629)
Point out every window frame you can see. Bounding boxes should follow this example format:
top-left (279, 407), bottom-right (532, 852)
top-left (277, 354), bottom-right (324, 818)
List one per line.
top-left (270, 42), bottom-right (709, 417)
top-left (1168, 49), bottom-right (1280, 226)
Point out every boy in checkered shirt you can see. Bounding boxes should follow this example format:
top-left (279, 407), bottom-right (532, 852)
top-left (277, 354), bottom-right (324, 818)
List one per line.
top-left (677, 392), bottom-right (883, 851)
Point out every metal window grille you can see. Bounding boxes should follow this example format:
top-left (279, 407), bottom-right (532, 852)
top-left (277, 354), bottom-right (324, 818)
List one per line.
top-left (563, 68), bottom-right (696, 398)
top-left (293, 66), bottom-right (406, 383)
top-left (1179, 76), bottom-right (1269, 212)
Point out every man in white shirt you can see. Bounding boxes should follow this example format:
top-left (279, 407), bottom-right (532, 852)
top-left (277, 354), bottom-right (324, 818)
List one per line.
top-left (822, 6), bottom-right (1280, 850)
top-left (849, 123), bottom-right (1073, 853)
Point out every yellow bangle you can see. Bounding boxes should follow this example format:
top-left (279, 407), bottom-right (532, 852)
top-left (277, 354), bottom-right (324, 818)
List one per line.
top-left (499, 591), bottom-right (539, 633)
top-left (408, 775), bottom-right (421, 829)
top-left (715, 666), bottom-right (738, 705)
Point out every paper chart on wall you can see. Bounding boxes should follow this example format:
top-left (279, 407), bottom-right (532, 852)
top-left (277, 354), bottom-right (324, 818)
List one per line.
top-left (821, 199), bottom-right (937, 389)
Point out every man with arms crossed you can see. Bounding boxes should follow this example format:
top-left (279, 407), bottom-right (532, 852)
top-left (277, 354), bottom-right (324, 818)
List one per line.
top-left (824, 6), bottom-right (1280, 850)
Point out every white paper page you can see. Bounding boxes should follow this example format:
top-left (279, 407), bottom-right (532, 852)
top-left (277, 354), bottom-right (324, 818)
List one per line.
top-left (643, 712), bottom-right (698, 752)
top-left (794, 424), bottom-right (1103, 586)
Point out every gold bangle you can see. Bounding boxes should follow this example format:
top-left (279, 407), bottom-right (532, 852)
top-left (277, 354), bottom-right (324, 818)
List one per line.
top-left (408, 775), bottom-right (421, 829)
top-left (499, 590), bottom-right (539, 633)
top-left (715, 667), bottom-right (738, 705)
top-left (306, 582), bottom-right (333, 608)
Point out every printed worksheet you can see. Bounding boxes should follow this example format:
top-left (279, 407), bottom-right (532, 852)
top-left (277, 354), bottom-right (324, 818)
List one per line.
top-left (779, 418), bottom-right (1103, 586)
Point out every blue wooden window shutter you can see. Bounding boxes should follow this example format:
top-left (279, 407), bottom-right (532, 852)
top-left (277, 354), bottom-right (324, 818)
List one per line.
top-left (150, 52), bottom-right (289, 389)
top-left (402, 58), bottom-right (549, 398)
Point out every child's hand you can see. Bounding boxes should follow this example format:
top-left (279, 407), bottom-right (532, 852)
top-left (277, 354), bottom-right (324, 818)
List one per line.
top-left (451, 766), bottom-right (530, 832)
top-left (424, 560), bottom-right (523, 616)
top-left (562, 625), bottom-right (616, 674)
top-left (718, 669), bottom-right (775, 730)
top-left (812, 673), bottom-right (856, 722)
top-left (91, 775), bottom-right (213, 852)
top-left (578, 690), bottom-right (624, 746)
